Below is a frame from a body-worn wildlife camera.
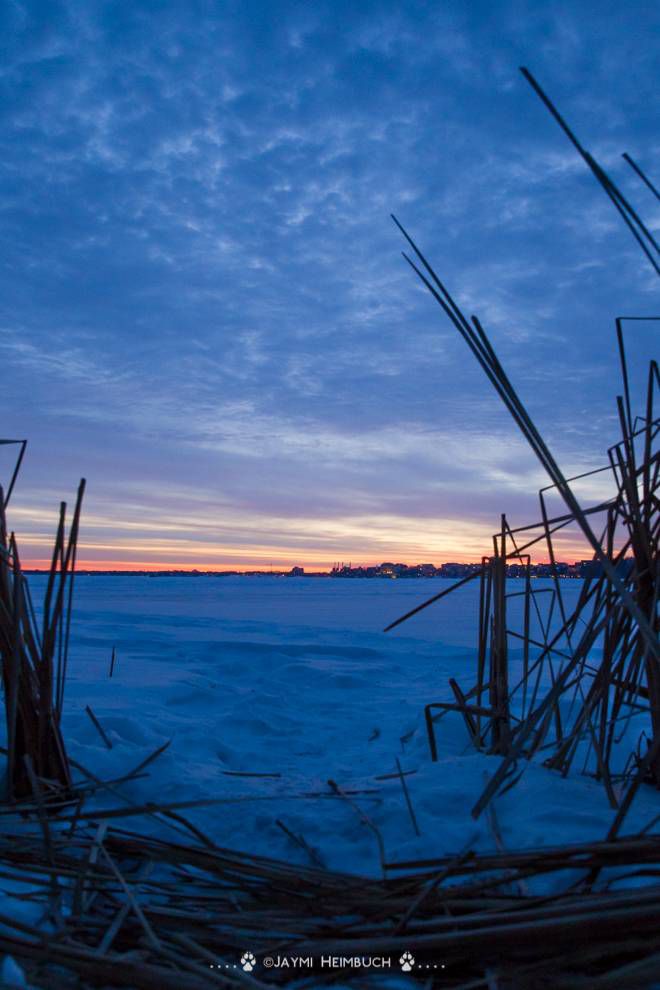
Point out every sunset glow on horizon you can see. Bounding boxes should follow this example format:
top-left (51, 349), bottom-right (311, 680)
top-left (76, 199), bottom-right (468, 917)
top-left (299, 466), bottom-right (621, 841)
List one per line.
top-left (15, 501), bottom-right (605, 572)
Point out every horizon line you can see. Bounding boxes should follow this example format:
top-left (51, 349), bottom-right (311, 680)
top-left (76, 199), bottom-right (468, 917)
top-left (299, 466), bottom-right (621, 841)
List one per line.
top-left (23, 558), bottom-right (599, 575)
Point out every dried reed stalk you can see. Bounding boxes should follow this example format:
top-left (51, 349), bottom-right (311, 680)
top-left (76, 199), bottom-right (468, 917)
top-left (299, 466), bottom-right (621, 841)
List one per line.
top-left (0, 478), bottom-right (85, 800)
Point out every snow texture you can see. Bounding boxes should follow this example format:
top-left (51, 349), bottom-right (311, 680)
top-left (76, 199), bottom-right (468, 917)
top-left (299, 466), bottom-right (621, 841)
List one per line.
top-left (10, 577), bottom-right (660, 881)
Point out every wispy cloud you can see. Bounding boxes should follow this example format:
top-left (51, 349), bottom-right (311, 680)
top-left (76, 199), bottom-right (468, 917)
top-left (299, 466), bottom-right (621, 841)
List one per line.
top-left (1, 0), bottom-right (656, 567)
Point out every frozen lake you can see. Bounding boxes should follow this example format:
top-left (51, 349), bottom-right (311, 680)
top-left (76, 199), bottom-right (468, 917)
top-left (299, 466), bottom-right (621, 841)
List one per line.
top-left (20, 575), bottom-right (660, 877)
top-left (33, 572), bottom-right (587, 648)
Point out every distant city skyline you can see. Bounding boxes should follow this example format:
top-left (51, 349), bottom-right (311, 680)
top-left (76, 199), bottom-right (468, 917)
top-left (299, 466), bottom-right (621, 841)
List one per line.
top-left (24, 558), bottom-right (610, 576)
top-left (2, 2), bottom-right (656, 571)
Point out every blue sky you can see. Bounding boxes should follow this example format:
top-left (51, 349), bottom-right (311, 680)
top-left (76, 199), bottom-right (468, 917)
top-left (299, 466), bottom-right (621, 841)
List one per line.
top-left (1, 0), bottom-right (658, 568)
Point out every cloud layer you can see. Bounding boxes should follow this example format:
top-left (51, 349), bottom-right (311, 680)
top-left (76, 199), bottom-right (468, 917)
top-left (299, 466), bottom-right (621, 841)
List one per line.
top-left (1, 0), bottom-right (657, 567)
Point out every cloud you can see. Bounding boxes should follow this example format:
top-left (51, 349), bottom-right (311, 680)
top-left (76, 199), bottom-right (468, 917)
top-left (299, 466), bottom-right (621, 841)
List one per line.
top-left (1, 0), bottom-right (657, 567)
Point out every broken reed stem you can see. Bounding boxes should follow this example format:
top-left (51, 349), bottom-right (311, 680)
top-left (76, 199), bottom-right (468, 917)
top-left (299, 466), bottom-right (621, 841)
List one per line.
top-left (396, 757), bottom-right (421, 837)
top-left (328, 778), bottom-right (386, 876)
top-left (85, 706), bottom-right (113, 750)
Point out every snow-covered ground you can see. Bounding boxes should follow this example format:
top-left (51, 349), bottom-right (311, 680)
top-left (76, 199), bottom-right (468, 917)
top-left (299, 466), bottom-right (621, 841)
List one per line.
top-left (24, 575), bottom-right (660, 878)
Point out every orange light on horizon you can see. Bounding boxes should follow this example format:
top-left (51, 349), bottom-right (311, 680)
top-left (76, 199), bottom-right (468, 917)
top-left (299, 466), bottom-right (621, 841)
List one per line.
top-left (15, 505), bottom-right (613, 573)
top-left (21, 546), bottom-right (602, 572)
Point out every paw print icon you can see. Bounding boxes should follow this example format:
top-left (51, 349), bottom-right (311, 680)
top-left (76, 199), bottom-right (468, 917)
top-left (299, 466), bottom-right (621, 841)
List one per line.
top-left (241, 952), bottom-right (256, 972)
top-left (399, 951), bottom-right (415, 972)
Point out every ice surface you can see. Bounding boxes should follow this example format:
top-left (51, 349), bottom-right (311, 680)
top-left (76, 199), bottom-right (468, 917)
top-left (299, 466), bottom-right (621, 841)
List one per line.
top-left (14, 576), bottom-right (660, 879)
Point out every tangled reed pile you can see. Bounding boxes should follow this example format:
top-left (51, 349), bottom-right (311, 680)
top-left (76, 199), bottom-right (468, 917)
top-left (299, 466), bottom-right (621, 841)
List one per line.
top-left (2, 816), bottom-right (660, 989)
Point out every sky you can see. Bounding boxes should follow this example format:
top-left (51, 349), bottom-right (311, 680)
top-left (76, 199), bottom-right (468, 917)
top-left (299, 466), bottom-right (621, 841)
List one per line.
top-left (1, 0), bottom-right (658, 570)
